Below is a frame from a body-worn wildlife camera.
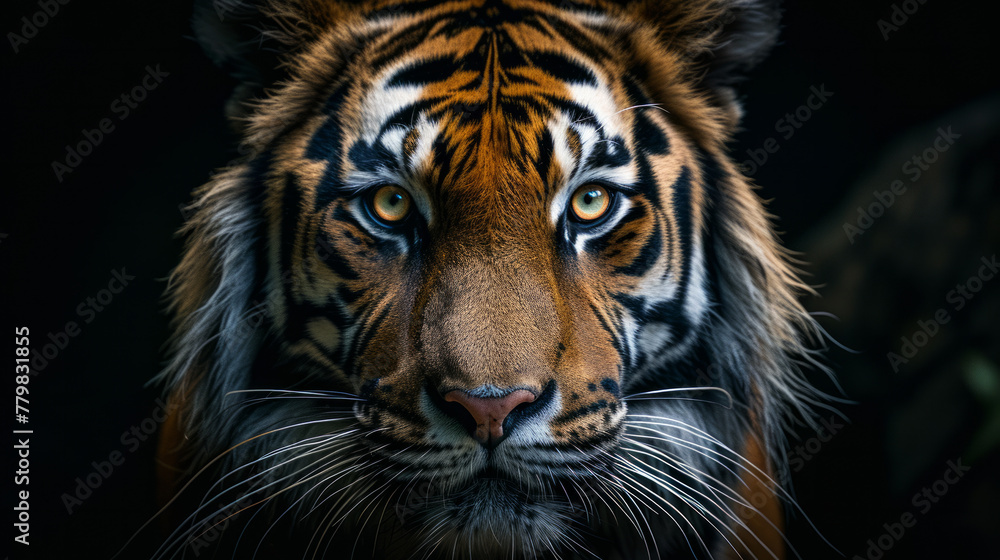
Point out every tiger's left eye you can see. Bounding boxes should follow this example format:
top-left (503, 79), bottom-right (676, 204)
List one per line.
top-left (570, 185), bottom-right (611, 223)
top-left (368, 185), bottom-right (412, 224)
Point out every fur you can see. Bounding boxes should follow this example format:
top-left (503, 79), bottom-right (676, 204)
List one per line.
top-left (154, 2), bottom-right (833, 558)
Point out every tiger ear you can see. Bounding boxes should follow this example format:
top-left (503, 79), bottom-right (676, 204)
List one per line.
top-left (624, 0), bottom-right (779, 131)
top-left (194, 1), bottom-right (279, 126)
top-left (700, 0), bottom-right (781, 88)
top-left (629, 0), bottom-right (780, 86)
top-left (192, 0), bottom-right (348, 127)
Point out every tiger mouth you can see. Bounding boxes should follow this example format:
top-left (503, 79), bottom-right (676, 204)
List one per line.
top-left (367, 436), bottom-right (615, 490)
top-left (394, 468), bottom-right (593, 526)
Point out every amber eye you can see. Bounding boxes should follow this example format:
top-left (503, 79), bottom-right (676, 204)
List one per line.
top-left (368, 185), bottom-right (412, 224)
top-left (570, 185), bottom-right (611, 223)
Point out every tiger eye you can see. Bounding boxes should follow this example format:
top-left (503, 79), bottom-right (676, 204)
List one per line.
top-left (370, 185), bottom-right (412, 223)
top-left (570, 185), bottom-right (611, 222)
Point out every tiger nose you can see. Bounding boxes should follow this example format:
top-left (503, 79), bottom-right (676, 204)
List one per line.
top-left (443, 389), bottom-right (536, 447)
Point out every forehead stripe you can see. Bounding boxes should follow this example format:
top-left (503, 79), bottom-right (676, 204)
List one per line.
top-left (387, 56), bottom-right (461, 87)
top-left (527, 51), bottom-right (598, 86)
top-left (632, 109), bottom-right (670, 155)
top-left (306, 77), bottom-right (353, 161)
top-left (368, 18), bottom-right (437, 70)
top-left (585, 135), bottom-right (630, 169)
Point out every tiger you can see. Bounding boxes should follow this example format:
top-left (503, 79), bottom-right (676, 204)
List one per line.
top-left (154, 0), bottom-right (833, 558)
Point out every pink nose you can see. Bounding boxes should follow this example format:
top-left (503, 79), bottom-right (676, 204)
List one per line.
top-left (444, 389), bottom-right (536, 445)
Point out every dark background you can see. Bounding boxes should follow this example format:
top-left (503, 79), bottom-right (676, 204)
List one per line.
top-left (3, 1), bottom-right (998, 558)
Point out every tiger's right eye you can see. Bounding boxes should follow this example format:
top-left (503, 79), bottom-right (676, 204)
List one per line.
top-left (569, 184), bottom-right (612, 223)
top-left (367, 185), bottom-right (412, 225)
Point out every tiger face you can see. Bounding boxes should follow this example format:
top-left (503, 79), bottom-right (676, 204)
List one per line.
top-left (157, 1), bottom-right (828, 559)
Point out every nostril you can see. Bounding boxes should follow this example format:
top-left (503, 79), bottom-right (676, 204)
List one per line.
top-left (441, 388), bottom-right (536, 447)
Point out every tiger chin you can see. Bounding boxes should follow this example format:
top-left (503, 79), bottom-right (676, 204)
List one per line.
top-left (155, 0), bottom-right (832, 559)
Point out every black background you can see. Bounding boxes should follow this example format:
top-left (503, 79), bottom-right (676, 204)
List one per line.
top-left (3, 1), bottom-right (999, 558)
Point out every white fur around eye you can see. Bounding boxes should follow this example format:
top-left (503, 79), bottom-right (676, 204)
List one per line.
top-left (571, 196), bottom-right (632, 253)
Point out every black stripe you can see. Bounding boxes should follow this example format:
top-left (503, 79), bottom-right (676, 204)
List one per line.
top-left (622, 75), bottom-right (652, 106)
top-left (316, 207), bottom-right (362, 281)
top-left (585, 134), bottom-right (631, 169)
top-left (376, 100), bottom-right (434, 139)
top-left (536, 128), bottom-right (554, 189)
top-left (589, 301), bottom-right (622, 355)
top-left (310, 82), bottom-right (353, 211)
top-left (307, 78), bottom-right (352, 161)
top-left (671, 167), bottom-right (694, 301)
top-left (543, 16), bottom-right (610, 64)
top-left (614, 215), bottom-right (662, 276)
top-left (633, 142), bottom-right (660, 203)
top-left (318, 299), bottom-right (356, 366)
top-left (699, 154), bottom-right (727, 309)
top-left (387, 56), bottom-right (460, 87)
top-left (552, 398), bottom-right (620, 425)
top-left (279, 172), bottom-right (303, 323)
top-left (543, 95), bottom-right (597, 125)
top-left (368, 18), bottom-right (437, 71)
top-left (589, 206), bottom-right (643, 256)
top-left (336, 282), bottom-right (364, 307)
top-left (345, 303), bottom-right (391, 377)
top-left (348, 138), bottom-right (399, 174)
top-left (528, 51), bottom-right (598, 86)
top-left (633, 108), bottom-right (670, 155)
